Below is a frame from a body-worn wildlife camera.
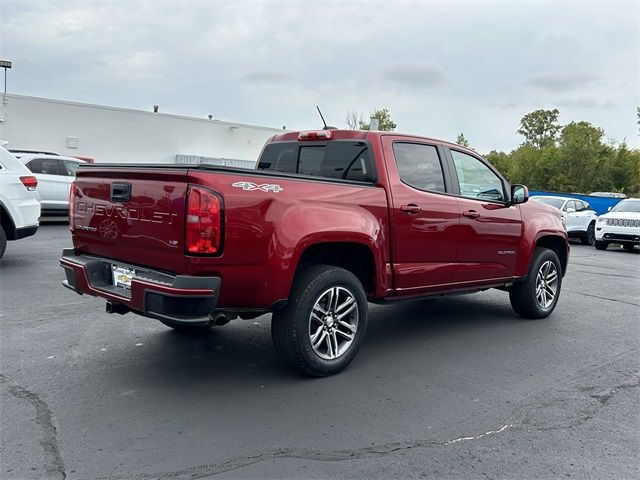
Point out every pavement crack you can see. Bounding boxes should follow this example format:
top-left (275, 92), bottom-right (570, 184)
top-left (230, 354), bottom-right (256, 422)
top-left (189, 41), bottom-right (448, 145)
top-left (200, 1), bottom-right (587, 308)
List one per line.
top-left (443, 424), bottom-right (513, 445)
top-left (563, 290), bottom-right (640, 307)
top-left (0, 373), bottom-right (67, 480)
top-left (588, 372), bottom-right (640, 405)
top-left (96, 423), bottom-right (513, 479)
top-left (515, 370), bottom-right (640, 433)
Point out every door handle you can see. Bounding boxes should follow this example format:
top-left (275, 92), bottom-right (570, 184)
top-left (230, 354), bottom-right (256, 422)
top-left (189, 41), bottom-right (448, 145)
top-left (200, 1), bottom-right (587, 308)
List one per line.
top-left (401, 204), bottom-right (422, 214)
top-left (462, 210), bottom-right (480, 219)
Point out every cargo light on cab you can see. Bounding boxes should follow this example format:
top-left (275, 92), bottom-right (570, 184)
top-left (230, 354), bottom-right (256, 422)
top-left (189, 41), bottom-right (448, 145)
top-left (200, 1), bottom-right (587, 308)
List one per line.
top-left (298, 130), bottom-right (333, 141)
top-left (186, 185), bottom-right (223, 255)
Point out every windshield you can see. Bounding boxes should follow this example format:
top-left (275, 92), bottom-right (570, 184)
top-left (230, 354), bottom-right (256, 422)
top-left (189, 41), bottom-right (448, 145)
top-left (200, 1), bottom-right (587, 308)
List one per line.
top-left (532, 197), bottom-right (565, 209)
top-left (610, 200), bottom-right (640, 213)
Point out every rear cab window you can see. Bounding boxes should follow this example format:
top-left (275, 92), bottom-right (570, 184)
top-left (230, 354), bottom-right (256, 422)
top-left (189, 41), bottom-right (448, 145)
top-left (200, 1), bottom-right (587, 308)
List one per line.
top-left (258, 140), bottom-right (375, 183)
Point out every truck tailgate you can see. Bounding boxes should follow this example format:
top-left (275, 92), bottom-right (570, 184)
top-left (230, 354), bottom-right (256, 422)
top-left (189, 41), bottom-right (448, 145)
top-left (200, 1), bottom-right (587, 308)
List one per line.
top-left (71, 167), bottom-right (188, 274)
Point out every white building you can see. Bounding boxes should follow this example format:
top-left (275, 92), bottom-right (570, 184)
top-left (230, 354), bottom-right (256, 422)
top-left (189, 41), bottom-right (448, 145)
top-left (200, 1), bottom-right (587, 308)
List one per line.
top-left (0, 94), bottom-right (282, 166)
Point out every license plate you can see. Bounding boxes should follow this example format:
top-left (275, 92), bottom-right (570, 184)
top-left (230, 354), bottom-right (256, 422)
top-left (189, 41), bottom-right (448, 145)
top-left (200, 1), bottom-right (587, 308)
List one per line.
top-left (111, 264), bottom-right (135, 289)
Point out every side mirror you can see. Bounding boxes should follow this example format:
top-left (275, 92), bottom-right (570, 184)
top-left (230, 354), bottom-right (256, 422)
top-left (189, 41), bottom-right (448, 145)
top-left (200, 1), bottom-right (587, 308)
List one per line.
top-left (510, 184), bottom-right (529, 205)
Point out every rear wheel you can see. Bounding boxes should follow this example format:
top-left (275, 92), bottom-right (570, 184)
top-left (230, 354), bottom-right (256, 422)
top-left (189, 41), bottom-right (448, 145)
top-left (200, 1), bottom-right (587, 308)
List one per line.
top-left (271, 265), bottom-right (367, 376)
top-left (594, 240), bottom-right (608, 250)
top-left (0, 225), bottom-right (6, 259)
top-left (509, 248), bottom-right (562, 319)
top-left (580, 222), bottom-right (595, 245)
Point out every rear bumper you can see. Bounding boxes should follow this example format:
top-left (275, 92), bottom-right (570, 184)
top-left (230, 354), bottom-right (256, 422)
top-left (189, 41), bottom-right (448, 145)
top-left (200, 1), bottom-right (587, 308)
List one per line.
top-left (59, 248), bottom-right (221, 324)
top-left (15, 225), bottom-right (38, 240)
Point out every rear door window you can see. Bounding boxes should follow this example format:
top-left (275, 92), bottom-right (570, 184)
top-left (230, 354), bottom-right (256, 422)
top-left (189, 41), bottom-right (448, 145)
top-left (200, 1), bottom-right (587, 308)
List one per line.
top-left (27, 158), bottom-right (64, 176)
top-left (392, 143), bottom-right (446, 193)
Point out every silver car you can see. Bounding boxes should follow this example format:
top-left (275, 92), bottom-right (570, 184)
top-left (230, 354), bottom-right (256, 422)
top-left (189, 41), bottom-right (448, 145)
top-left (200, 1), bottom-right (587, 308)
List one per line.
top-left (18, 154), bottom-right (87, 214)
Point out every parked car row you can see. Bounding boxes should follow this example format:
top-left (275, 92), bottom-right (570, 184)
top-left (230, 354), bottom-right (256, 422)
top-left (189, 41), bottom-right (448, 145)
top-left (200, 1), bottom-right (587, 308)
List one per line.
top-left (531, 195), bottom-right (639, 251)
top-left (17, 154), bottom-right (88, 215)
top-left (0, 146), bottom-right (41, 259)
top-left (0, 146), bottom-right (93, 259)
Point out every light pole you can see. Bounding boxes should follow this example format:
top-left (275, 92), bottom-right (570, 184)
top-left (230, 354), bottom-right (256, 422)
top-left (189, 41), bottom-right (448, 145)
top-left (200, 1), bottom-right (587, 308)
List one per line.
top-left (0, 60), bottom-right (11, 106)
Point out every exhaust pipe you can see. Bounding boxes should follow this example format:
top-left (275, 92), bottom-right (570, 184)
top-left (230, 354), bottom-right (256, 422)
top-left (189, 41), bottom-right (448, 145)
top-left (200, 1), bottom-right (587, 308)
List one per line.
top-left (211, 312), bottom-right (235, 326)
top-left (105, 301), bottom-right (129, 315)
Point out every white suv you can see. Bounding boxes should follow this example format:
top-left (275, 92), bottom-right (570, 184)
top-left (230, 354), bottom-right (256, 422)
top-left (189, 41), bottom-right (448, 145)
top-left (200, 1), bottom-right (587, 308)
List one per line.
top-left (531, 195), bottom-right (598, 245)
top-left (595, 199), bottom-right (640, 251)
top-left (0, 146), bottom-right (41, 259)
top-left (18, 154), bottom-right (87, 215)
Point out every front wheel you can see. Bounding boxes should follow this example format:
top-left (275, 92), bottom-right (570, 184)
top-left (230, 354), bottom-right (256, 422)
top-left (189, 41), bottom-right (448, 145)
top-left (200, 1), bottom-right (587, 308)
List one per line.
top-left (271, 265), bottom-right (368, 376)
top-left (580, 223), bottom-right (595, 245)
top-left (509, 248), bottom-right (562, 319)
top-left (595, 240), bottom-right (608, 250)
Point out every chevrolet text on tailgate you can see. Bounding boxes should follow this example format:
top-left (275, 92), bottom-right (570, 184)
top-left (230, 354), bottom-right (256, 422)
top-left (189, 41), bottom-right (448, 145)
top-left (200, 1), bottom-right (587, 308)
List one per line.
top-left (60, 129), bottom-right (569, 376)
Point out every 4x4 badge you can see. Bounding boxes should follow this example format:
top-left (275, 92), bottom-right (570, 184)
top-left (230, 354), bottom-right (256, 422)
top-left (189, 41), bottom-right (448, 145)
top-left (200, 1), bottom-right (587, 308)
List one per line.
top-left (232, 181), bottom-right (283, 193)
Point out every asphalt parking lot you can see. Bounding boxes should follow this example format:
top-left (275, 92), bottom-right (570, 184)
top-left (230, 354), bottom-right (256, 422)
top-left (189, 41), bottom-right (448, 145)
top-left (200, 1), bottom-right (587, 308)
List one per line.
top-left (1, 224), bottom-right (639, 480)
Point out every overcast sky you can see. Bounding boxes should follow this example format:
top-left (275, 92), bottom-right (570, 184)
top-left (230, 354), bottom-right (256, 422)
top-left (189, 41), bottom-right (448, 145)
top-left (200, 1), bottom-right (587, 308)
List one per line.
top-left (1, 0), bottom-right (638, 152)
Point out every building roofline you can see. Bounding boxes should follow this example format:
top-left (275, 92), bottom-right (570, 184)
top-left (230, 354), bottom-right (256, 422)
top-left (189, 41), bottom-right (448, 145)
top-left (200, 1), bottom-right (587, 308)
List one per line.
top-left (5, 93), bottom-right (283, 132)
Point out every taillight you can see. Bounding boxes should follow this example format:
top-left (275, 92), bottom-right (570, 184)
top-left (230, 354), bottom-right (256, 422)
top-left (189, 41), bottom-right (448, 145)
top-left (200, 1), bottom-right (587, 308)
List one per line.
top-left (186, 185), bottom-right (222, 255)
top-left (298, 130), bottom-right (333, 141)
top-left (69, 182), bottom-right (76, 232)
top-left (19, 176), bottom-right (38, 191)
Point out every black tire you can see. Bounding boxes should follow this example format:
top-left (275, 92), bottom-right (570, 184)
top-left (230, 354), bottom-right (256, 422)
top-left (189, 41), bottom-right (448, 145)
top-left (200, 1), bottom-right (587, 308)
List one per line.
top-left (0, 225), bottom-right (6, 260)
top-left (159, 319), bottom-right (213, 333)
top-left (580, 222), bottom-right (595, 245)
top-left (271, 265), bottom-right (368, 377)
top-left (509, 248), bottom-right (562, 319)
top-left (594, 240), bottom-right (608, 250)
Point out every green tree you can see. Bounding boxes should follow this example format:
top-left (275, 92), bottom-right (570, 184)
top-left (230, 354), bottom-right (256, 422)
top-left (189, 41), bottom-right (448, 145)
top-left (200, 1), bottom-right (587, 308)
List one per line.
top-left (456, 132), bottom-right (470, 147)
top-left (485, 150), bottom-right (511, 178)
top-left (517, 108), bottom-right (561, 149)
top-left (556, 121), bottom-right (606, 193)
top-left (359, 108), bottom-right (397, 131)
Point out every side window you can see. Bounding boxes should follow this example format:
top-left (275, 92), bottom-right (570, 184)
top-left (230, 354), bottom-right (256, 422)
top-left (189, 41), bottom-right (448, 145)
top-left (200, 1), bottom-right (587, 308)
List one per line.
top-left (63, 160), bottom-right (81, 176)
top-left (26, 158), bottom-right (64, 175)
top-left (451, 150), bottom-right (505, 202)
top-left (564, 200), bottom-right (576, 212)
top-left (393, 143), bottom-right (446, 193)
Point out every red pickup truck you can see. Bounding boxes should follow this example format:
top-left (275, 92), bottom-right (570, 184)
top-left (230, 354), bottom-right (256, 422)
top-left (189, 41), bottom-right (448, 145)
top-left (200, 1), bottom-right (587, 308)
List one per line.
top-left (60, 129), bottom-right (568, 376)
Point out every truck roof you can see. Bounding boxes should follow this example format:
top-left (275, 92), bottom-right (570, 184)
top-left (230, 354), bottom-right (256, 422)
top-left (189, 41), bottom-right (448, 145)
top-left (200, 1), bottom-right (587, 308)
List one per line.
top-left (267, 129), bottom-right (474, 154)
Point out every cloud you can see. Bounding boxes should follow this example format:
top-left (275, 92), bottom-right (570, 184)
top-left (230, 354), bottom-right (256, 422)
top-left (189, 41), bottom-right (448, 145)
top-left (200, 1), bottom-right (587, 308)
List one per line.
top-left (378, 62), bottom-right (448, 90)
top-left (240, 71), bottom-right (294, 86)
top-left (553, 97), bottom-right (616, 109)
top-left (526, 71), bottom-right (600, 92)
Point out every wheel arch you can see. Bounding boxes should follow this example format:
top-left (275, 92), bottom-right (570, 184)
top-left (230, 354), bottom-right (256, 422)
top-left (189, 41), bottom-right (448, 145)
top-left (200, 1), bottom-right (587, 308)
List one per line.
top-left (0, 201), bottom-right (17, 240)
top-left (535, 234), bottom-right (568, 275)
top-left (294, 241), bottom-right (378, 298)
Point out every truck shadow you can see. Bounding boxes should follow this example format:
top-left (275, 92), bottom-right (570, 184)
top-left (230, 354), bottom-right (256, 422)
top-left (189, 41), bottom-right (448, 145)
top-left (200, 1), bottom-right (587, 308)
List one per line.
top-left (123, 292), bottom-right (528, 384)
